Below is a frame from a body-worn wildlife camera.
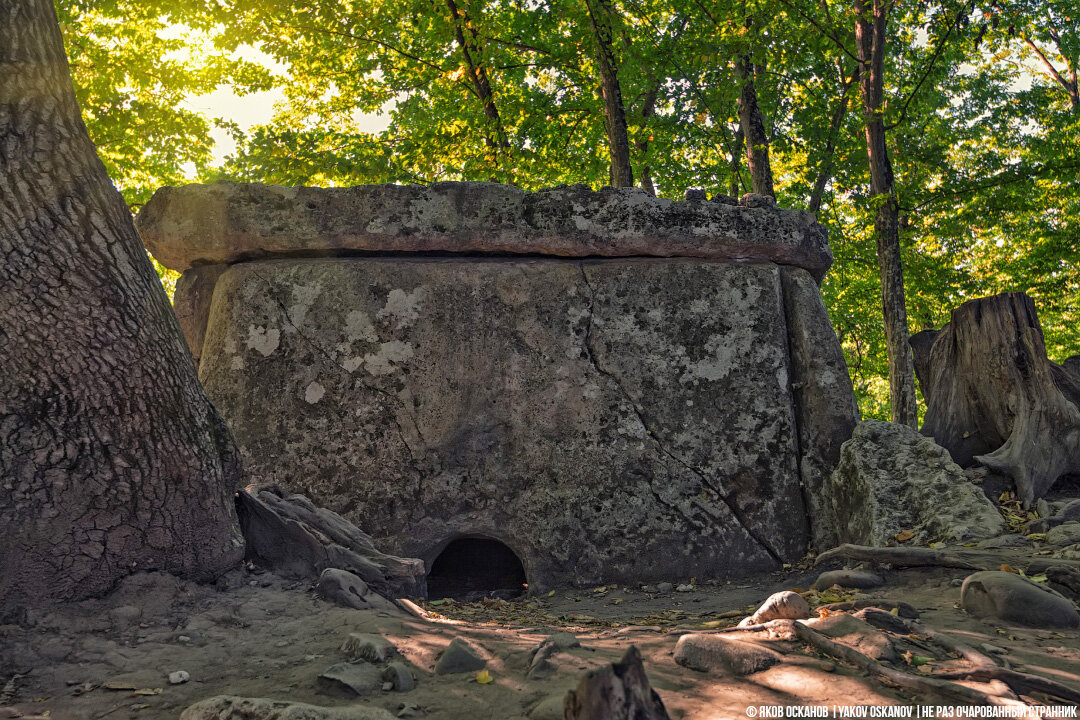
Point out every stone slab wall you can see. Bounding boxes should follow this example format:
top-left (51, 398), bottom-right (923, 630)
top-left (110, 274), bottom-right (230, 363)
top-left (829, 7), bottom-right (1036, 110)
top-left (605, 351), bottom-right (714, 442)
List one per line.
top-left (137, 182), bottom-right (858, 589)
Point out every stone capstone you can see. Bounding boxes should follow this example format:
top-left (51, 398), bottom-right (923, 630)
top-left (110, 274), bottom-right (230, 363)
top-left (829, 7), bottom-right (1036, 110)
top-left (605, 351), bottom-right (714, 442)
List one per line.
top-left (823, 421), bottom-right (1006, 546)
top-left (137, 182), bottom-right (859, 588)
top-left (137, 182), bottom-right (832, 277)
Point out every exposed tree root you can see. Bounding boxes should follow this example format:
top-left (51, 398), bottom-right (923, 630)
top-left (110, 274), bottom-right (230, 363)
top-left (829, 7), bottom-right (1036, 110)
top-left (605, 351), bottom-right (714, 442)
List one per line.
top-left (932, 668), bottom-right (1080, 705)
top-left (816, 599), bottom-right (919, 618)
top-left (816, 544), bottom-right (1080, 573)
top-left (792, 621), bottom-right (1030, 709)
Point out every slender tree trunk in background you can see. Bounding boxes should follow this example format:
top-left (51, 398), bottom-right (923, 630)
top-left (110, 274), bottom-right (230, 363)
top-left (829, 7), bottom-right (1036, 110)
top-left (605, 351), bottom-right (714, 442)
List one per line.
top-left (636, 78), bottom-right (659, 196)
top-left (855, 0), bottom-right (918, 428)
top-left (735, 56), bottom-right (774, 196)
top-left (0, 0), bottom-right (244, 620)
top-left (446, 0), bottom-right (511, 175)
top-left (729, 123), bottom-right (744, 197)
top-left (809, 72), bottom-right (855, 213)
top-left (586, 0), bottom-right (634, 187)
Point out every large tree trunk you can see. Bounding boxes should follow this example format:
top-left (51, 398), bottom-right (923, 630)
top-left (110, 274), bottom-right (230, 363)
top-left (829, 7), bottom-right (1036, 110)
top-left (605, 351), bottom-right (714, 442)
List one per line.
top-left (912, 293), bottom-right (1080, 507)
top-left (735, 56), bottom-right (774, 197)
top-left (585, 0), bottom-right (634, 187)
top-left (0, 0), bottom-right (244, 620)
top-left (854, 0), bottom-right (918, 428)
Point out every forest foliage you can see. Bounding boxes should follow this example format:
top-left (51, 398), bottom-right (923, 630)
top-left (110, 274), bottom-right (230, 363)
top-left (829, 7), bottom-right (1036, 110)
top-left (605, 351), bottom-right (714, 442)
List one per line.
top-left (58, 0), bottom-right (1080, 418)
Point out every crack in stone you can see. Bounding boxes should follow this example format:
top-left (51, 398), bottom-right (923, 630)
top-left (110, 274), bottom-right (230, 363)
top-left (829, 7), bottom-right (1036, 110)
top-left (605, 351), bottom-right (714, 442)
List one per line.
top-left (576, 263), bottom-right (784, 565)
top-left (248, 270), bottom-right (428, 472)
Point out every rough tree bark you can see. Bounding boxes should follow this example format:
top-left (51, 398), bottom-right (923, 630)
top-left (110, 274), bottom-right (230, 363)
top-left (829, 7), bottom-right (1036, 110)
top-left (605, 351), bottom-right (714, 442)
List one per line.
top-left (735, 56), bottom-right (774, 197)
top-left (636, 76), bottom-right (659, 196)
top-left (585, 0), bottom-right (634, 187)
top-left (564, 646), bottom-right (670, 720)
top-left (912, 293), bottom-right (1080, 506)
top-left (854, 0), bottom-right (918, 428)
top-left (0, 0), bottom-right (244, 620)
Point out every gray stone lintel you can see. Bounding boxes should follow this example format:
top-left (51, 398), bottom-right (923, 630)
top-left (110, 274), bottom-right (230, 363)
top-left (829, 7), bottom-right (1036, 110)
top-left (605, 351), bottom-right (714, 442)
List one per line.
top-left (136, 181), bottom-right (832, 278)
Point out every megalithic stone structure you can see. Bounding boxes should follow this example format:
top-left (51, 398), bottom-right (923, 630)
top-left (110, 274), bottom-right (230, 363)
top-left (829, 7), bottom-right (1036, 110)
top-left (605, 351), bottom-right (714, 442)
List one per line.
top-left (137, 182), bottom-right (859, 590)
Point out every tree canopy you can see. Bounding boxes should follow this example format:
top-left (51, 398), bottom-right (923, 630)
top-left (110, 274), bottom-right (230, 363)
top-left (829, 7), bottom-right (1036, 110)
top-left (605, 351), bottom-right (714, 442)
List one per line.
top-left (60, 0), bottom-right (1080, 418)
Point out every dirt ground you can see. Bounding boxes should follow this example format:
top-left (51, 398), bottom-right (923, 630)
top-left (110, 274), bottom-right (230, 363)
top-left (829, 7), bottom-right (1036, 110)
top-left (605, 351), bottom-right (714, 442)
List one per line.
top-left (2, 549), bottom-right (1079, 720)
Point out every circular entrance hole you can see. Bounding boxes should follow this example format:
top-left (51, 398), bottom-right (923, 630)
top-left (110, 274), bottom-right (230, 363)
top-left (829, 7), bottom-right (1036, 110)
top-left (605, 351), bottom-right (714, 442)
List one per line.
top-left (426, 537), bottom-right (527, 601)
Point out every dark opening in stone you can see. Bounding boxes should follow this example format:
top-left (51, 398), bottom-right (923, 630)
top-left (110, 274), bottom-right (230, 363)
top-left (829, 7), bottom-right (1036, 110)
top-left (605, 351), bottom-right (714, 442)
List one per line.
top-left (426, 537), bottom-right (527, 601)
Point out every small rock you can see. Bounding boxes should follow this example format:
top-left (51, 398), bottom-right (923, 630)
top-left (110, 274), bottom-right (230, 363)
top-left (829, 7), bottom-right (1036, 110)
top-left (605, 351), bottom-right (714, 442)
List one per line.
top-left (1058, 499), bottom-right (1080, 522)
top-left (1027, 517), bottom-right (1064, 534)
top-left (318, 662), bottom-right (384, 696)
top-left (317, 569), bottom-right (397, 612)
top-left (177, 635), bottom-right (192, 644)
top-left (675, 584), bottom-right (694, 593)
top-left (710, 193), bottom-right (738, 205)
top-left (684, 188), bottom-right (707, 202)
top-left (1046, 522), bottom-right (1080, 547)
top-left (961, 571), bottom-right (1080, 628)
top-left (976, 535), bottom-right (1033, 549)
top-left (382, 682), bottom-right (393, 692)
top-left (981, 643), bottom-right (1007, 655)
top-left (397, 703), bottom-right (423, 718)
top-left (739, 591), bottom-right (810, 626)
top-left (382, 662), bottom-right (415, 692)
top-left (528, 631), bottom-right (582, 678)
top-left (655, 582), bottom-right (674, 593)
top-left (1036, 498), bottom-right (1052, 519)
top-left (804, 614), bottom-right (897, 662)
top-left (813, 570), bottom-right (884, 591)
top-left (169, 670), bottom-right (190, 685)
top-left (674, 634), bottom-right (784, 675)
top-left (341, 633), bottom-right (395, 663)
top-left (640, 585), bottom-right (656, 593)
top-left (740, 193), bottom-right (777, 209)
top-left (275, 640), bottom-right (291, 648)
top-left (434, 637), bottom-right (486, 675)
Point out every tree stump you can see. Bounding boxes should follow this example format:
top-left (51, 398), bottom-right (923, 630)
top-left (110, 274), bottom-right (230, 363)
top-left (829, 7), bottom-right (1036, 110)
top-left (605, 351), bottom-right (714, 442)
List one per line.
top-left (564, 645), bottom-right (670, 720)
top-left (913, 293), bottom-right (1080, 506)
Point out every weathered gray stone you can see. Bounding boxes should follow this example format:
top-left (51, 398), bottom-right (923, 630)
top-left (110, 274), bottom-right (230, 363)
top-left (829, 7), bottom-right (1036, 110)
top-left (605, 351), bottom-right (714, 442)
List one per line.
top-left (434, 637), bottom-right (487, 675)
top-left (803, 613), bottom-right (897, 662)
top-left (673, 634), bottom-right (784, 675)
top-left (199, 259), bottom-right (809, 587)
top-left (781, 267), bottom-right (860, 549)
top-left (340, 633), bottom-right (395, 663)
top-left (172, 264), bottom-right (228, 361)
top-left (181, 696), bottom-right (395, 720)
top-left (137, 182), bottom-right (832, 277)
top-left (1046, 522), bottom-right (1080, 547)
top-left (823, 421), bottom-right (1006, 546)
top-left (317, 662), bottom-right (384, 696)
top-left (960, 571), bottom-right (1080, 628)
top-left (813, 569), bottom-right (884, 591)
top-left (236, 488), bottom-right (423, 597)
top-left (317, 570), bottom-right (398, 613)
top-left (381, 662), bottom-right (415, 692)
